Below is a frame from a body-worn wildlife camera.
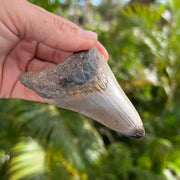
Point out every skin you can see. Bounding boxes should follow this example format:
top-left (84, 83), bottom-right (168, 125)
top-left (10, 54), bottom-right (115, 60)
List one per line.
top-left (0, 0), bottom-right (108, 102)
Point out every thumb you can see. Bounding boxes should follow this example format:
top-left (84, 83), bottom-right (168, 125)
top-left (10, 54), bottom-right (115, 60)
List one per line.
top-left (20, 1), bottom-right (97, 52)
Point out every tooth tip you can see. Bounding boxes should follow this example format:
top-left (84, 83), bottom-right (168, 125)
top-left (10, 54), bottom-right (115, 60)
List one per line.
top-left (130, 126), bottom-right (145, 139)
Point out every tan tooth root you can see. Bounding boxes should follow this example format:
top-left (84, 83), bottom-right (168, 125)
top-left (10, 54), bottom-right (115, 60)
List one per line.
top-left (20, 46), bottom-right (145, 138)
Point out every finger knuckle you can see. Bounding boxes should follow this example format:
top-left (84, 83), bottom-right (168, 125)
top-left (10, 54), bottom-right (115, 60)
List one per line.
top-left (53, 18), bottom-right (68, 33)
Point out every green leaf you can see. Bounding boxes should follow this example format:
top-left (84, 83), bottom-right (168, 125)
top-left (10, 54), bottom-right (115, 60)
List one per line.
top-left (9, 138), bottom-right (45, 180)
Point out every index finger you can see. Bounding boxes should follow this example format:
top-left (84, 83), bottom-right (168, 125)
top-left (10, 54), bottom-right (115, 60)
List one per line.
top-left (34, 4), bottom-right (109, 60)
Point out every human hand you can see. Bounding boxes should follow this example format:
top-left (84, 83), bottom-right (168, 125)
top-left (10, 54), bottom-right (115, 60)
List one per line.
top-left (0, 0), bottom-right (108, 102)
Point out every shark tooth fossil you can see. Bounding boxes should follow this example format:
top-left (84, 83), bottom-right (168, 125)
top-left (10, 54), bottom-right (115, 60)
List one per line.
top-left (20, 46), bottom-right (145, 138)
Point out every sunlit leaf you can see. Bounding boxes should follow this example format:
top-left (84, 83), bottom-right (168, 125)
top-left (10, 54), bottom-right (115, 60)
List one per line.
top-left (9, 139), bottom-right (45, 180)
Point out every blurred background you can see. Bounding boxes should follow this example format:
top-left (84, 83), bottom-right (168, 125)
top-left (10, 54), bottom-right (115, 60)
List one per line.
top-left (1, 0), bottom-right (180, 179)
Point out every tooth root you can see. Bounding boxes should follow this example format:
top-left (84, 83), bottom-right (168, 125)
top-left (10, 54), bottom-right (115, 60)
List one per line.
top-left (20, 46), bottom-right (145, 138)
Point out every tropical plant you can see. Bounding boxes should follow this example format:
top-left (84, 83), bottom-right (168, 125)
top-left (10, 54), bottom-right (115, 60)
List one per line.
top-left (0, 99), bottom-right (105, 179)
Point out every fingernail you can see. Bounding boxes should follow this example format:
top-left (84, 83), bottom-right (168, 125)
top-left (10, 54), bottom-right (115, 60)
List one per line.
top-left (79, 29), bottom-right (97, 40)
top-left (96, 42), bottom-right (109, 60)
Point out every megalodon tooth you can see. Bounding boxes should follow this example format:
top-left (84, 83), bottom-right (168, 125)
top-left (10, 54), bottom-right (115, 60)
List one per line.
top-left (20, 46), bottom-right (145, 138)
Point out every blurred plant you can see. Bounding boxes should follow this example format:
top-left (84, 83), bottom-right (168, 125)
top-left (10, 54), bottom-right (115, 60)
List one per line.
top-left (94, 0), bottom-right (180, 179)
top-left (9, 139), bottom-right (45, 180)
top-left (0, 99), bottom-right (105, 179)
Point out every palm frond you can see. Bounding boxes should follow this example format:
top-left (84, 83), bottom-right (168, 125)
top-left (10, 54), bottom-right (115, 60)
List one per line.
top-left (0, 99), bottom-right (105, 178)
top-left (121, 4), bottom-right (165, 29)
top-left (9, 138), bottom-right (45, 180)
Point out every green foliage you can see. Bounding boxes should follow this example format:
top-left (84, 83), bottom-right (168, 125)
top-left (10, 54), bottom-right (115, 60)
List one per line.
top-left (94, 0), bottom-right (180, 179)
top-left (1, 0), bottom-right (180, 179)
top-left (0, 99), bottom-right (105, 179)
top-left (9, 139), bottom-right (45, 180)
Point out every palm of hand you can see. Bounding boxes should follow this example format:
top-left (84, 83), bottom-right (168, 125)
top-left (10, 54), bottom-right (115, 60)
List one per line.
top-left (0, 38), bottom-right (71, 101)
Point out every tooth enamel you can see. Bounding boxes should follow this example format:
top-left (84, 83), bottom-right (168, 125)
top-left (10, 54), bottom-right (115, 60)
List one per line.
top-left (20, 46), bottom-right (145, 138)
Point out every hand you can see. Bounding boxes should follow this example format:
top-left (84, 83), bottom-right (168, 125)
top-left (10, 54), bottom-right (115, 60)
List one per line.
top-left (0, 0), bottom-right (108, 102)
